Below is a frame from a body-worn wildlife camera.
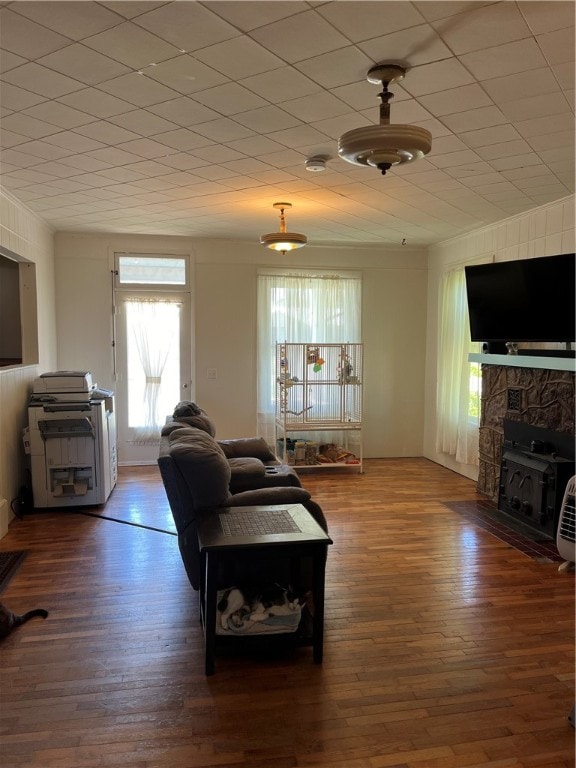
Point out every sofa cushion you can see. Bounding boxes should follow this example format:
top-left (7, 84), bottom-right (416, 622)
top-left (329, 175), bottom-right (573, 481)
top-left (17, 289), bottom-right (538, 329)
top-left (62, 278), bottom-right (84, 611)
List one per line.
top-left (227, 457), bottom-right (266, 476)
top-left (218, 437), bottom-right (277, 462)
top-left (169, 428), bottom-right (231, 508)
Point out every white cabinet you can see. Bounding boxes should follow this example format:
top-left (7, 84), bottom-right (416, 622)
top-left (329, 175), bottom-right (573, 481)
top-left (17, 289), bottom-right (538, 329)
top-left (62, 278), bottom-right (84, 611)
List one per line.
top-left (275, 343), bottom-right (363, 471)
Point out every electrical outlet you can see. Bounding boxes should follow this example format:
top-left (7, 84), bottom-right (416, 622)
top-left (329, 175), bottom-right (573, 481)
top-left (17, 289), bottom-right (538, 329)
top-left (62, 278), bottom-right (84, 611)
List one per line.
top-left (207, 368), bottom-right (217, 379)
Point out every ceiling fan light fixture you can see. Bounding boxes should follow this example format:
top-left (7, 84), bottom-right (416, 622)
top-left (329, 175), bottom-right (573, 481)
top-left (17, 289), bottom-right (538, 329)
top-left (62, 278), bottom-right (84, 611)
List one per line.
top-left (260, 203), bottom-right (307, 255)
top-left (338, 64), bottom-right (432, 175)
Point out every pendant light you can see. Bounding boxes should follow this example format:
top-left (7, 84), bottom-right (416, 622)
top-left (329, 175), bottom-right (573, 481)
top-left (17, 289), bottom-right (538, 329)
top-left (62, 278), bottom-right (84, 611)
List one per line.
top-left (260, 203), bottom-right (307, 255)
top-left (338, 64), bottom-right (432, 175)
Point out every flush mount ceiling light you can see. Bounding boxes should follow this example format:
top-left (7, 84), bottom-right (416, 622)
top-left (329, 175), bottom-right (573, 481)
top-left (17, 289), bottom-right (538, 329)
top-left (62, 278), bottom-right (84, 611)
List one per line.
top-left (338, 64), bottom-right (432, 176)
top-left (260, 202), bottom-right (307, 255)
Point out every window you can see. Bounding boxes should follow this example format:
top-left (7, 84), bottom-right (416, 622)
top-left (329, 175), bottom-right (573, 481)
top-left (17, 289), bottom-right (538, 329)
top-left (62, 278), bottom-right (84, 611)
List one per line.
top-left (116, 254), bottom-right (187, 287)
top-left (436, 268), bottom-right (481, 466)
top-left (257, 270), bottom-right (361, 443)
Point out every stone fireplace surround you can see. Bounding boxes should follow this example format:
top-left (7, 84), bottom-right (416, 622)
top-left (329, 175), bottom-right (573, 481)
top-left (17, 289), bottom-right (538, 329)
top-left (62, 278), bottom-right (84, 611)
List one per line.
top-left (471, 353), bottom-right (576, 503)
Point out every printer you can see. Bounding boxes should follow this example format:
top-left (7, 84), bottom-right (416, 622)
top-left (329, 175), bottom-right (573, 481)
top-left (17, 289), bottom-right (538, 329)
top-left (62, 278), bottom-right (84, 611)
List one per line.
top-left (26, 371), bottom-right (117, 508)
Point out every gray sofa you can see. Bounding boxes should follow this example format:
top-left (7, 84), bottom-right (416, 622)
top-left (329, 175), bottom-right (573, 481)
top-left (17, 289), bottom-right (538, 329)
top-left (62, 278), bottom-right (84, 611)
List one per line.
top-left (158, 422), bottom-right (327, 591)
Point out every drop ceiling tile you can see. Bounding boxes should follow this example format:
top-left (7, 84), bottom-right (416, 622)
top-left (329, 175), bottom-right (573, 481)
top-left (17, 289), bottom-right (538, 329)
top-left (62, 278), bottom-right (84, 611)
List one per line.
top-left (240, 68), bottom-right (321, 106)
top-left (194, 37), bottom-right (284, 80)
top-left (2, 62), bottom-right (85, 98)
top-left (431, 3), bottom-right (531, 55)
top-left (0, 8), bottom-right (71, 59)
top-left (29, 161), bottom-right (84, 179)
top-left (43, 131), bottom-right (107, 152)
top-left (0, 113), bottom-right (61, 139)
top-left (120, 160), bottom-right (175, 177)
top-left (401, 58), bottom-right (475, 96)
top-left (85, 147), bottom-right (148, 166)
top-left (0, 82), bottom-right (46, 110)
top-left (359, 24), bottom-right (452, 68)
top-left (231, 105), bottom-right (302, 133)
top-left (192, 145), bottom-right (249, 164)
top-left (58, 155), bottom-right (113, 172)
top-left (225, 136), bottom-right (286, 157)
top-left (0, 130), bottom-right (30, 149)
top-left (142, 55), bottom-right (229, 95)
top-left (133, 2), bottom-right (239, 52)
top-left (6, 168), bottom-right (60, 184)
top-left (97, 167), bottom-right (149, 183)
top-left (107, 110), bottom-right (179, 137)
top-left (441, 105), bottom-right (508, 133)
top-left (74, 121), bottom-right (141, 145)
top-left (267, 124), bottom-right (332, 149)
top-left (250, 10), bottom-right (350, 64)
top-left (221, 158), bottom-right (273, 175)
top-left (429, 136), bottom-right (469, 155)
top-left (83, 21), bottom-right (182, 69)
top-left (460, 38), bottom-right (548, 81)
top-left (490, 153), bottom-right (542, 171)
top-left (151, 128), bottom-right (214, 152)
top-left (191, 83), bottom-right (268, 116)
top-left (0, 50), bottom-right (28, 73)
top-left (204, 1), bottom-right (305, 32)
top-left (475, 139), bottom-right (532, 160)
top-left (100, 2), bottom-right (166, 19)
top-left (21, 102), bottom-right (96, 130)
top-left (1, 147), bottom-right (46, 167)
top-left (37, 44), bottom-right (131, 86)
top-left (281, 92), bottom-right (350, 122)
top-left (518, 1), bottom-right (575, 35)
top-left (293, 47), bottom-right (373, 90)
top-left (553, 61), bottom-right (575, 91)
top-left (329, 80), bottom-right (393, 111)
top-left (187, 165), bottom-right (238, 181)
top-left (116, 138), bottom-right (180, 160)
top-left (98, 73), bottom-right (181, 107)
top-left (481, 67), bottom-right (560, 104)
top-left (430, 149), bottom-right (482, 169)
top-left (154, 153), bottom-right (211, 171)
top-left (537, 27), bottom-right (575, 66)
top-left (527, 130), bottom-right (575, 151)
top-left (516, 112), bottom-right (575, 139)
top-left (10, 1), bottom-right (122, 40)
top-left (499, 91), bottom-right (572, 122)
top-left (418, 83), bottom-right (493, 117)
top-left (256, 148), bottom-right (309, 169)
top-left (461, 124), bottom-right (522, 149)
top-left (189, 118), bottom-right (255, 142)
top-left (414, 2), bottom-right (493, 22)
top-left (146, 97), bottom-right (220, 127)
top-left (317, 1), bottom-right (425, 42)
top-left (310, 112), bottom-right (370, 139)
top-left (57, 89), bottom-right (136, 118)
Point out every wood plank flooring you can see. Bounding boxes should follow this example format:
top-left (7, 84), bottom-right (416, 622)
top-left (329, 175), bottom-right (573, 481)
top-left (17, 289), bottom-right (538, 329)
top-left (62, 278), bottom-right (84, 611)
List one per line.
top-left (0, 459), bottom-right (574, 768)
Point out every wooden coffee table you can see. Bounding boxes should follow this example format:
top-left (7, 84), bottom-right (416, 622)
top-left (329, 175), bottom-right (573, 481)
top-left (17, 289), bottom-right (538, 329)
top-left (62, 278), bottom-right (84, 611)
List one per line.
top-left (197, 503), bottom-right (332, 675)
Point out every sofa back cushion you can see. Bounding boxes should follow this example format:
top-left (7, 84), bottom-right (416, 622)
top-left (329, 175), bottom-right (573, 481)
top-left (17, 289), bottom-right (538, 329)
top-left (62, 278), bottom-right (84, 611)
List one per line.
top-left (168, 427), bottom-right (231, 508)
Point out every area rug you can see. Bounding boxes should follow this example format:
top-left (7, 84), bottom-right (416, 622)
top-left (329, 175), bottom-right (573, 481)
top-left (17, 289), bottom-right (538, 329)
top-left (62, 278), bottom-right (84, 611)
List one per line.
top-left (445, 500), bottom-right (562, 562)
top-left (0, 551), bottom-right (27, 592)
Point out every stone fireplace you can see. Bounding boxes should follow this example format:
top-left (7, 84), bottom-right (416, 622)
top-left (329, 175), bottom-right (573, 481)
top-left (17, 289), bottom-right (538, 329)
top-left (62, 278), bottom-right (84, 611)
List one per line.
top-left (474, 354), bottom-right (575, 505)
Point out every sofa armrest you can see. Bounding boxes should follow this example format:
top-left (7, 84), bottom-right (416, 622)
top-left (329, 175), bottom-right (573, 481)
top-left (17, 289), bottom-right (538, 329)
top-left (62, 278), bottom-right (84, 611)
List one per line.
top-left (224, 486), bottom-right (311, 506)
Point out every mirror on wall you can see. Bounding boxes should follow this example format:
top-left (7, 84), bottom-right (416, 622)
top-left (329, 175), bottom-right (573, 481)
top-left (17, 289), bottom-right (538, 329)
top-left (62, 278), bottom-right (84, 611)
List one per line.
top-left (0, 246), bottom-right (38, 368)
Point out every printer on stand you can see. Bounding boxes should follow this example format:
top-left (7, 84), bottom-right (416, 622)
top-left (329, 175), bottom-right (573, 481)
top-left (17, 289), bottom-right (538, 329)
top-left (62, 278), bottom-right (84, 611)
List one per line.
top-left (25, 371), bottom-right (117, 509)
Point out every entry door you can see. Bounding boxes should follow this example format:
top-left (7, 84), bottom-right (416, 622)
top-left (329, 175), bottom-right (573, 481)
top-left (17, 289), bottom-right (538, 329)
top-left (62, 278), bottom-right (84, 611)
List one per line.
top-left (113, 254), bottom-right (192, 465)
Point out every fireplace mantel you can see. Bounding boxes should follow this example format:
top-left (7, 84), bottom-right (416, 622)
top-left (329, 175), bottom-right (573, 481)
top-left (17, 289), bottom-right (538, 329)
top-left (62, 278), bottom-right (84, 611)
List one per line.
top-left (469, 353), bottom-right (575, 372)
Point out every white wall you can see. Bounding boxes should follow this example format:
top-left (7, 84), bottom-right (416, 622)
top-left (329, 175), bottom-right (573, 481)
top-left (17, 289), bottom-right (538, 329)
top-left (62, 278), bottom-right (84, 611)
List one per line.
top-left (54, 232), bottom-right (428, 458)
top-left (423, 194), bottom-right (575, 480)
top-left (0, 189), bottom-right (56, 537)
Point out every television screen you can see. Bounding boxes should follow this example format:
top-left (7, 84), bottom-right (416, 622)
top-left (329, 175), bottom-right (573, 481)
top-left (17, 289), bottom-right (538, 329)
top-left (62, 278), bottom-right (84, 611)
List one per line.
top-left (464, 253), bottom-right (575, 343)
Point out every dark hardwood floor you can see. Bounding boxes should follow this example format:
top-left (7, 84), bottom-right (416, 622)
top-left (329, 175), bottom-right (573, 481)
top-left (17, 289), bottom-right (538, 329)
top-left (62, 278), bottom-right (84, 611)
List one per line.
top-left (1, 459), bottom-right (574, 768)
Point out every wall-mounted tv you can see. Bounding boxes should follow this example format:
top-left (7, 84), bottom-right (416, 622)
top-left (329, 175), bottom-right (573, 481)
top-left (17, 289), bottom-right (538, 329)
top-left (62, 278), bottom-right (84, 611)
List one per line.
top-left (464, 253), bottom-right (575, 344)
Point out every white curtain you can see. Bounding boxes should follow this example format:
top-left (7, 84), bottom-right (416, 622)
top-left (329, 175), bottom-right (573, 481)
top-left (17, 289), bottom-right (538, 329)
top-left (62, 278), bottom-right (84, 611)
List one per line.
top-left (257, 272), bottom-right (361, 444)
top-left (435, 269), bottom-right (480, 466)
top-left (126, 298), bottom-right (180, 443)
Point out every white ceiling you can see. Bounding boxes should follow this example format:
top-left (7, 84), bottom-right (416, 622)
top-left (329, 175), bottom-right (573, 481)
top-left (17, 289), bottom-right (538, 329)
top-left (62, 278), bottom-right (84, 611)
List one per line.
top-left (0, 0), bottom-right (574, 247)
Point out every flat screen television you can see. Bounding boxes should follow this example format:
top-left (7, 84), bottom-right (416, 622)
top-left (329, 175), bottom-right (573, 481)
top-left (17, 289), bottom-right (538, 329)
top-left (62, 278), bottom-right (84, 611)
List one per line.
top-left (464, 253), bottom-right (575, 344)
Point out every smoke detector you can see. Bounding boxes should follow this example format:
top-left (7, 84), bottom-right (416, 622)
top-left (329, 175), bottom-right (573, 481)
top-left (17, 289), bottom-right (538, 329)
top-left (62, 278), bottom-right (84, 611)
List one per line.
top-left (305, 157), bottom-right (327, 173)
